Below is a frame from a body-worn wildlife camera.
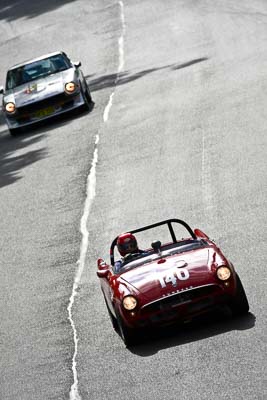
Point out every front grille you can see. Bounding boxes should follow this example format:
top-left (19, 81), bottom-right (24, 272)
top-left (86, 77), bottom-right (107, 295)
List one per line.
top-left (17, 93), bottom-right (74, 114)
top-left (142, 285), bottom-right (219, 314)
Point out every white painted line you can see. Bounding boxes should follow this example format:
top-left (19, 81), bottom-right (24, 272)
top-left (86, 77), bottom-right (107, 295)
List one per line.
top-left (68, 1), bottom-right (125, 399)
top-left (103, 92), bottom-right (114, 123)
top-left (103, 0), bottom-right (125, 122)
top-left (68, 136), bottom-right (98, 400)
top-left (118, 0), bottom-right (126, 74)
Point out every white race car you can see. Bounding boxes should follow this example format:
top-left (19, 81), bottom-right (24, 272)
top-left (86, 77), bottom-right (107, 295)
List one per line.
top-left (0, 51), bottom-right (93, 136)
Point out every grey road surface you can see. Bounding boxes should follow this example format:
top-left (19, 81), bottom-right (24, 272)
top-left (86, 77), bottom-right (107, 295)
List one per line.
top-left (0, 1), bottom-right (266, 400)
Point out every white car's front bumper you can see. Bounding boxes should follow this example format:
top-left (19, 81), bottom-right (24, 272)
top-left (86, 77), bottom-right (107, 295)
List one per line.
top-left (4, 91), bottom-right (86, 130)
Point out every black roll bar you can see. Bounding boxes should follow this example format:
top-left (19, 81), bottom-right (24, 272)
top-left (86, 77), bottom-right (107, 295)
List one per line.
top-left (110, 219), bottom-right (196, 266)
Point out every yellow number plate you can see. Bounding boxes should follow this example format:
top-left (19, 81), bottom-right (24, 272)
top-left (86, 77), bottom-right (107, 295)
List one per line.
top-left (35, 106), bottom-right (55, 118)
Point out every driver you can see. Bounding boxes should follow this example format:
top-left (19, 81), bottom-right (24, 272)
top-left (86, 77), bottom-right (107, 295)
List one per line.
top-left (114, 233), bottom-right (146, 271)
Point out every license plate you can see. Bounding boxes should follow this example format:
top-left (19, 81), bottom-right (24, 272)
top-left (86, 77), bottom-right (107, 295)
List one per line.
top-left (35, 106), bottom-right (55, 118)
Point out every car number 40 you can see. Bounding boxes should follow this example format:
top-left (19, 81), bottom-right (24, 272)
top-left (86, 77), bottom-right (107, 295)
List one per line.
top-left (159, 268), bottom-right (189, 288)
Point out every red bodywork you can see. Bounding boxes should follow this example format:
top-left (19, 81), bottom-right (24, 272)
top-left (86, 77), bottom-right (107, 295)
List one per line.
top-left (97, 219), bottom-right (245, 334)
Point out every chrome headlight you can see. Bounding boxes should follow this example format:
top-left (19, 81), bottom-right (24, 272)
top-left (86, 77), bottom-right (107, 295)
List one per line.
top-left (65, 81), bottom-right (77, 94)
top-left (122, 295), bottom-right (137, 311)
top-left (5, 102), bottom-right (16, 113)
top-left (217, 266), bottom-right (231, 281)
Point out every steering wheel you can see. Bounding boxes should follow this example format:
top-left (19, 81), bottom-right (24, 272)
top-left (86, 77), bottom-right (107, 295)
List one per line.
top-left (123, 253), bottom-right (142, 264)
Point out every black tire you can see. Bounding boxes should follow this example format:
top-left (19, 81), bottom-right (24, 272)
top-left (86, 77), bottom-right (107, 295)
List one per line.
top-left (229, 274), bottom-right (249, 316)
top-left (104, 298), bottom-right (118, 331)
top-left (116, 312), bottom-right (135, 347)
top-left (81, 82), bottom-right (92, 111)
top-left (85, 85), bottom-right (92, 103)
top-left (9, 127), bottom-right (21, 137)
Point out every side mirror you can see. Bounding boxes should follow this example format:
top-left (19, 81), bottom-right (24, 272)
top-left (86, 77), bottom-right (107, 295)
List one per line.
top-left (97, 258), bottom-right (110, 278)
top-left (194, 229), bottom-right (209, 240)
top-left (0, 86), bottom-right (4, 94)
top-left (73, 61), bottom-right (81, 68)
top-left (97, 258), bottom-right (104, 267)
top-left (97, 269), bottom-right (110, 278)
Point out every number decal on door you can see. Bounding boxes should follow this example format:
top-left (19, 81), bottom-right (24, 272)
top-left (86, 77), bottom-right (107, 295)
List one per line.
top-left (159, 268), bottom-right (189, 288)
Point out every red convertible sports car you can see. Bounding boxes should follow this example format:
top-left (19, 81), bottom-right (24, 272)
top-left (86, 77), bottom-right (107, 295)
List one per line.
top-left (97, 219), bottom-right (249, 346)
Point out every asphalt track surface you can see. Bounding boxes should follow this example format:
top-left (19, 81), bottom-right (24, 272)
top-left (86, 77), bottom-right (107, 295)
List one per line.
top-left (0, 1), bottom-right (266, 399)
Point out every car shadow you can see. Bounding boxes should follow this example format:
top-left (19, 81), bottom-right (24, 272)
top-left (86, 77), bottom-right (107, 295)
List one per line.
top-left (128, 311), bottom-right (256, 356)
top-left (0, 102), bottom-right (94, 189)
top-left (86, 58), bottom-right (208, 92)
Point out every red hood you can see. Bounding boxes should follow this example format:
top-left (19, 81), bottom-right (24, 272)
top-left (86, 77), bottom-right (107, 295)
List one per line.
top-left (120, 248), bottom-right (216, 302)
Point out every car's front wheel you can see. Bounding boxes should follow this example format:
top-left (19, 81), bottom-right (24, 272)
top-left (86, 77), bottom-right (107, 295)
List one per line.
top-left (9, 127), bottom-right (21, 137)
top-left (116, 312), bottom-right (136, 347)
top-left (229, 274), bottom-right (249, 316)
top-left (81, 82), bottom-right (92, 111)
top-left (104, 297), bottom-right (118, 331)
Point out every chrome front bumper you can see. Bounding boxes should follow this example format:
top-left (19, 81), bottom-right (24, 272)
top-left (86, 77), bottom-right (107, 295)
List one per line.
top-left (4, 92), bottom-right (85, 129)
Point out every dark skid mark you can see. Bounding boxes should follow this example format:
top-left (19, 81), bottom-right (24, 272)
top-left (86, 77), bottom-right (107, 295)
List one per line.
top-left (171, 57), bottom-right (208, 70)
top-left (86, 57), bottom-right (209, 92)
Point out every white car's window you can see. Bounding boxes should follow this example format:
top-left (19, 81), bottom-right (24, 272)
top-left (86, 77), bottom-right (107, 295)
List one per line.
top-left (6, 54), bottom-right (72, 89)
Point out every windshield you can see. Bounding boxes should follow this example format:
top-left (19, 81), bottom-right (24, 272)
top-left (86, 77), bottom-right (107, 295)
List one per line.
top-left (117, 239), bottom-right (208, 274)
top-left (6, 54), bottom-right (71, 89)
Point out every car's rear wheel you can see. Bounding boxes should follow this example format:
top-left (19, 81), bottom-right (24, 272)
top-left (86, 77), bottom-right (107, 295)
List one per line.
top-left (116, 312), bottom-right (135, 347)
top-left (229, 274), bottom-right (249, 316)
